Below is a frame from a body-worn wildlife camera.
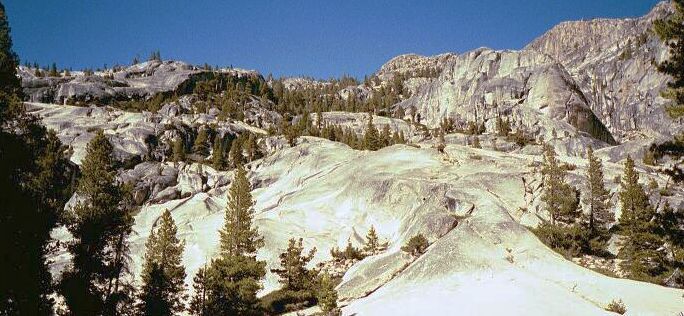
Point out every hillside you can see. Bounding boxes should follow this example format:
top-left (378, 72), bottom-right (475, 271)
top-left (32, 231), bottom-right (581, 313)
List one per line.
top-left (17, 1), bottom-right (684, 315)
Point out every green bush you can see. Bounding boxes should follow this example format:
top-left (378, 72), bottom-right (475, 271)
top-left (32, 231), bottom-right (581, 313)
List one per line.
top-left (605, 299), bottom-right (626, 314)
top-left (401, 234), bottom-right (429, 256)
top-left (316, 272), bottom-right (339, 314)
top-left (260, 289), bottom-right (316, 315)
top-left (330, 241), bottom-right (365, 261)
top-left (532, 223), bottom-right (586, 258)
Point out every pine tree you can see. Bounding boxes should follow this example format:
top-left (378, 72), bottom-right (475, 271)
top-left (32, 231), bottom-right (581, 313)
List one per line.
top-left (211, 136), bottom-right (226, 171)
top-left (656, 202), bottom-right (684, 250)
top-left (188, 266), bottom-right (208, 316)
top-left (198, 255), bottom-right (265, 315)
top-left (363, 225), bottom-right (381, 255)
top-left (617, 156), bottom-right (665, 280)
top-left (48, 62), bottom-right (58, 77)
top-left (244, 133), bottom-right (257, 162)
top-left (0, 4), bottom-right (74, 313)
top-left (188, 164), bottom-right (266, 315)
top-left (316, 272), bottom-right (338, 314)
top-left (654, 0), bottom-right (684, 118)
top-left (618, 156), bottom-right (654, 232)
top-left (60, 131), bottom-right (134, 315)
top-left (583, 146), bottom-right (613, 234)
top-left (192, 128), bottom-right (209, 157)
top-left (380, 125), bottom-right (391, 147)
top-left (401, 234), bottom-right (429, 256)
top-left (271, 238), bottom-right (317, 291)
top-left (137, 209), bottom-right (187, 316)
top-left (363, 115), bottom-right (382, 150)
top-left (173, 137), bottom-right (185, 162)
top-left (0, 2), bottom-right (20, 97)
top-left (219, 164), bottom-right (263, 257)
top-left (229, 138), bottom-right (243, 168)
top-left (149, 50), bottom-right (162, 62)
top-left (541, 144), bottom-right (579, 225)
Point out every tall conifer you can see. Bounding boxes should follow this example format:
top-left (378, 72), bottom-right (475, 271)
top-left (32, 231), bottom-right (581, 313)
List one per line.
top-left (541, 144), bottom-right (579, 224)
top-left (137, 209), bottom-right (187, 315)
top-left (583, 146), bottom-right (613, 233)
top-left (60, 131), bottom-right (134, 315)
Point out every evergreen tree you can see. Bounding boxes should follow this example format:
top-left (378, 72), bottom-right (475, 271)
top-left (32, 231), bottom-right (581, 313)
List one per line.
top-left (219, 165), bottom-right (263, 257)
top-left (137, 209), bottom-right (187, 316)
top-left (618, 156), bottom-right (654, 232)
top-left (583, 146), bottom-right (613, 234)
top-left (244, 133), bottom-right (257, 162)
top-left (0, 2), bottom-right (20, 96)
top-left (192, 128), bottom-right (209, 157)
top-left (229, 138), bottom-right (243, 168)
top-left (271, 238), bottom-right (317, 291)
top-left (401, 234), bottom-right (429, 256)
top-left (149, 50), bottom-right (162, 62)
top-left (189, 164), bottom-right (266, 315)
top-left (654, 0), bottom-right (684, 118)
top-left (48, 62), bottom-right (58, 77)
top-left (60, 131), bottom-right (134, 315)
top-left (363, 225), bottom-right (381, 254)
top-left (363, 115), bottom-right (381, 151)
top-left (173, 137), bottom-right (185, 162)
top-left (316, 272), bottom-right (338, 314)
top-left (195, 255), bottom-right (265, 316)
top-left (656, 202), bottom-right (684, 251)
top-left (0, 4), bottom-right (74, 313)
top-left (211, 136), bottom-right (226, 171)
top-left (617, 156), bottom-right (665, 280)
top-left (541, 144), bottom-right (579, 225)
top-left (380, 125), bottom-right (391, 147)
top-left (188, 266), bottom-right (208, 316)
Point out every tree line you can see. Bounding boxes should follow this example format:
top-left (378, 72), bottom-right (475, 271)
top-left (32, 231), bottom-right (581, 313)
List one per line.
top-left (534, 145), bottom-right (683, 284)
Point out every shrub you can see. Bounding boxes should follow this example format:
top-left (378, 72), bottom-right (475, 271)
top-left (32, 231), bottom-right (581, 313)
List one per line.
top-left (507, 130), bottom-right (535, 147)
top-left (605, 299), bottom-right (627, 314)
top-left (260, 289), bottom-right (316, 315)
top-left (643, 150), bottom-right (656, 166)
top-left (532, 223), bottom-right (586, 258)
top-left (401, 234), bottom-right (429, 256)
top-left (330, 241), bottom-right (365, 261)
top-left (316, 272), bottom-right (339, 314)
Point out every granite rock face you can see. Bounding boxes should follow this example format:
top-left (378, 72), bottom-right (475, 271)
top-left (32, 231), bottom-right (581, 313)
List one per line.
top-left (25, 102), bottom-right (269, 165)
top-left (382, 2), bottom-right (680, 145)
top-left (19, 60), bottom-right (258, 105)
top-left (398, 49), bottom-right (616, 145)
top-left (525, 1), bottom-right (679, 141)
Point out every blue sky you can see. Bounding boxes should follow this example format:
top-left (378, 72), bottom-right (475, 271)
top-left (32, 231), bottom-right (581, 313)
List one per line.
top-left (6, 0), bottom-right (661, 79)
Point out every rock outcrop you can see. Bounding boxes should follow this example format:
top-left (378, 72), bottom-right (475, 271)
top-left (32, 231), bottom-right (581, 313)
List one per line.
top-left (398, 48), bottom-right (616, 145)
top-left (525, 1), bottom-right (679, 141)
top-left (19, 60), bottom-right (258, 105)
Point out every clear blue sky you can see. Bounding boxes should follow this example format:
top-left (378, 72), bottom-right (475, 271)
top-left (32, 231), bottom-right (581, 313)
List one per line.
top-left (6, 0), bottom-right (662, 79)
